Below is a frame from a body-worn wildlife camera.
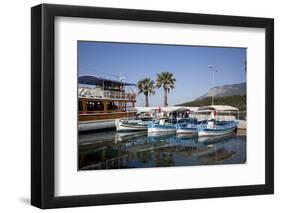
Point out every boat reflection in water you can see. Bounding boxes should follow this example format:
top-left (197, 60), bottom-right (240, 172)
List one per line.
top-left (79, 130), bottom-right (246, 170)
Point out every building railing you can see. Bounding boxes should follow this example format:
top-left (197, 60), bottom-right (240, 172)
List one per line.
top-left (78, 87), bottom-right (136, 101)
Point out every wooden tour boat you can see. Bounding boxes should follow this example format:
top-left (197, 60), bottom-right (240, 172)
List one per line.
top-left (78, 75), bottom-right (137, 131)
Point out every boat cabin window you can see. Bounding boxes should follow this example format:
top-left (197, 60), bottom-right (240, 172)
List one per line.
top-left (78, 101), bottom-right (83, 111)
top-left (86, 101), bottom-right (104, 111)
top-left (104, 82), bottom-right (124, 92)
top-left (108, 102), bottom-right (118, 110)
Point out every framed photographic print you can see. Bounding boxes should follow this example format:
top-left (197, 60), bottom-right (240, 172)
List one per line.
top-left (31, 4), bottom-right (274, 209)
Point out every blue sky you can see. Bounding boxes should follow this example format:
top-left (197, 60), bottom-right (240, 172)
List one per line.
top-left (78, 41), bottom-right (246, 107)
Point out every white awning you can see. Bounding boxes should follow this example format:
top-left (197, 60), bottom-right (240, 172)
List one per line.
top-left (135, 106), bottom-right (199, 113)
top-left (135, 107), bottom-right (159, 113)
top-left (175, 106), bottom-right (199, 112)
top-left (161, 106), bottom-right (198, 113)
top-left (198, 105), bottom-right (239, 111)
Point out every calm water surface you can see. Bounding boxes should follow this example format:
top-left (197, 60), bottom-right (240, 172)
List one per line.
top-left (79, 130), bottom-right (246, 170)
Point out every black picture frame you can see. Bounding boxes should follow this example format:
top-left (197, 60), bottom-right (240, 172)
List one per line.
top-left (31, 3), bottom-right (274, 209)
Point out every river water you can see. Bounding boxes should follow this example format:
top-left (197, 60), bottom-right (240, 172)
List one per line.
top-left (79, 130), bottom-right (246, 170)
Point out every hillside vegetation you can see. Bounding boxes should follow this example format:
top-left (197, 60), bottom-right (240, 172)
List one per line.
top-left (177, 95), bottom-right (246, 111)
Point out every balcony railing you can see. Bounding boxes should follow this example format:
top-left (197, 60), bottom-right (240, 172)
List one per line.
top-left (78, 87), bottom-right (136, 101)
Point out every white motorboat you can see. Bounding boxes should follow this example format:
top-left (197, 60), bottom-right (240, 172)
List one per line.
top-left (147, 107), bottom-right (197, 133)
top-left (175, 118), bottom-right (199, 135)
top-left (147, 118), bottom-right (177, 133)
top-left (197, 105), bottom-right (239, 137)
top-left (115, 119), bottom-right (149, 132)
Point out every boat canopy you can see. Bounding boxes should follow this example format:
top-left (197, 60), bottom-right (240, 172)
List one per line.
top-left (175, 106), bottom-right (199, 112)
top-left (79, 75), bottom-right (136, 86)
top-left (161, 106), bottom-right (197, 113)
top-left (135, 106), bottom-right (198, 113)
top-left (135, 107), bottom-right (159, 113)
top-left (198, 105), bottom-right (239, 112)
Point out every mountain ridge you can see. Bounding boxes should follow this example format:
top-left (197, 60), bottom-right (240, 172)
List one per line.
top-left (195, 82), bottom-right (246, 100)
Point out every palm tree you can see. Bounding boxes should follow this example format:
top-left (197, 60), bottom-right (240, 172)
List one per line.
top-left (156, 72), bottom-right (176, 107)
top-left (137, 78), bottom-right (155, 107)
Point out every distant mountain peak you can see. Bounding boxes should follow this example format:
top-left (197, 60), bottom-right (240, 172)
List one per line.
top-left (195, 82), bottom-right (246, 100)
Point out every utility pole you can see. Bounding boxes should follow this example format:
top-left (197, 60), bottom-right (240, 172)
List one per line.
top-left (208, 65), bottom-right (218, 105)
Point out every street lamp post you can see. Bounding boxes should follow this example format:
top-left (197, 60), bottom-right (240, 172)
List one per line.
top-left (208, 65), bottom-right (218, 105)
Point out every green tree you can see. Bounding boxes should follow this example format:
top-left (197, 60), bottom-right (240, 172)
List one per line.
top-left (156, 72), bottom-right (176, 107)
top-left (137, 78), bottom-right (155, 107)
